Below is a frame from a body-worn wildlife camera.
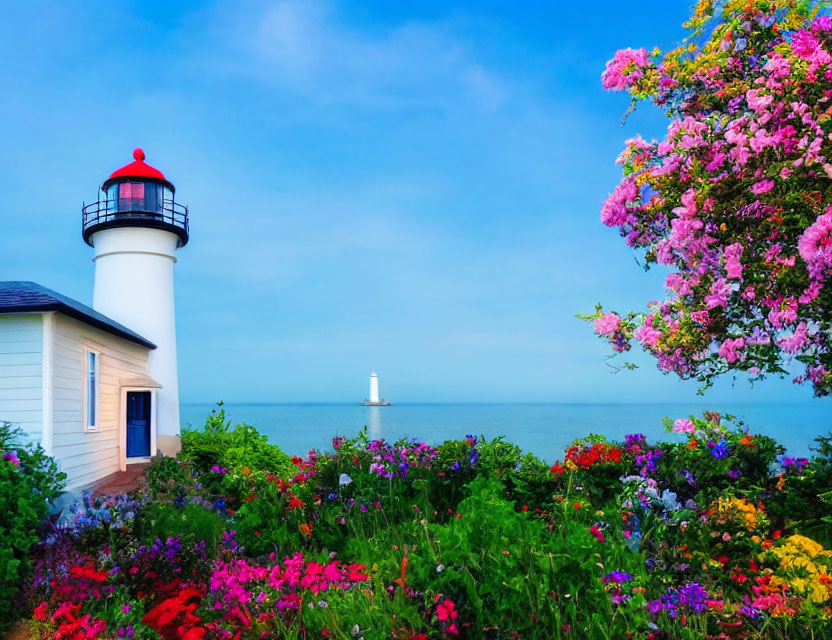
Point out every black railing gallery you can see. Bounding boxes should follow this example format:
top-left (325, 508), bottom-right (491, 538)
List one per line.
top-left (81, 198), bottom-right (189, 247)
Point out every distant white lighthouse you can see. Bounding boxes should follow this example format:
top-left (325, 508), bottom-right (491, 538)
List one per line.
top-left (363, 371), bottom-right (391, 406)
top-left (83, 148), bottom-right (189, 456)
top-left (369, 371), bottom-right (380, 403)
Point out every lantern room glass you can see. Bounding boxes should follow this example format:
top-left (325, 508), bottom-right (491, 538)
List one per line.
top-left (104, 181), bottom-right (173, 215)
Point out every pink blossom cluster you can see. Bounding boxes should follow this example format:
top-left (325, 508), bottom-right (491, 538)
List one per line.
top-left (601, 48), bottom-right (652, 91)
top-left (207, 553), bottom-right (369, 632)
top-left (592, 3), bottom-right (832, 396)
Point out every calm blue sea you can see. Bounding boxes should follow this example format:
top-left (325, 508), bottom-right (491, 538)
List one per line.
top-left (180, 402), bottom-right (832, 462)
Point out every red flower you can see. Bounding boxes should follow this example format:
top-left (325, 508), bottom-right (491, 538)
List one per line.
top-left (33, 602), bottom-right (49, 621)
top-left (436, 599), bottom-right (458, 622)
top-left (68, 564), bottom-right (109, 583)
top-left (550, 461), bottom-right (566, 475)
top-left (142, 588), bottom-right (205, 640)
top-left (589, 524), bottom-right (606, 543)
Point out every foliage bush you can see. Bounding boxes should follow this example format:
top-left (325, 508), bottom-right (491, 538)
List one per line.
top-left (181, 402), bottom-right (294, 475)
top-left (134, 502), bottom-right (226, 558)
top-left (0, 421), bottom-right (65, 634)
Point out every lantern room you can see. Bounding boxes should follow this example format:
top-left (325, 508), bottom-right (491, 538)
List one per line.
top-left (82, 148), bottom-right (189, 247)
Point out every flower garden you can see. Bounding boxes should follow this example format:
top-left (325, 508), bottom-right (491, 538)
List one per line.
top-left (2, 406), bottom-right (832, 640)
top-left (5, 0), bottom-right (832, 638)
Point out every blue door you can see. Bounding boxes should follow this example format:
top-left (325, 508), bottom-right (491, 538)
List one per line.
top-left (126, 391), bottom-right (151, 457)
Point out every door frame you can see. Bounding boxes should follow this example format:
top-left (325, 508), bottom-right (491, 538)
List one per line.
top-left (119, 387), bottom-right (157, 469)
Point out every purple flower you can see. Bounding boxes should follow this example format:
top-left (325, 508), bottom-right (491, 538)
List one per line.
top-left (728, 469), bottom-right (742, 479)
top-left (739, 604), bottom-right (761, 619)
top-left (601, 571), bottom-right (633, 585)
top-left (779, 456), bottom-right (810, 472)
top-left (645, 599), bottom-right (666, 615)
top-left (709, 438), bottom-right (729, 459)
top-left (2, 451), bottom-right (20, 466)
top-left (625, 433), bottom-right (646, 448)
top-left (678, 469), bottom-right (697, 486)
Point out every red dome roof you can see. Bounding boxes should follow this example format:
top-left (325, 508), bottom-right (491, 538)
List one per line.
top-left (108, 148), bottom-right (169, 182)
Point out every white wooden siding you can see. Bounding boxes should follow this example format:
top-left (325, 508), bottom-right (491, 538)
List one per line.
top-left (50, 315), bottom-right (152, 490)
top-left (0, 314), bottom-right (43, 444)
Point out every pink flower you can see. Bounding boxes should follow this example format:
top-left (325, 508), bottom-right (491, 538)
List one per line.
top-left (763, 53), bottom-right (791, 79)
top-left (718, 337), bottom-right (746, 364)
top-left (602, 48), bottom-right (650, 91)
top-left (798, 210), bottom-right (832, 280)
top-left (601, 177), bottom-right (638, 227)
top-left (724, 242), bottom-right (744, 280)
top-left (634, 322), bottom-right (662, 347)
top-left (750, 179), bottom-right (774, 194)
top-left (705, 278), bottom-right (732, 309)
top-left (746, 89), bottom-right (773, 113)
top-left (437, 598), bottom-right (458, 622)
top-left (589, 524), bottom-right (606, 543)
top-left (777, 322), bottom-right (809, 354)
top-left (673, 419), bottom-right (696, 434)
top-left (791, 30), bottom-right (822, 59)
top-left (594, 313), bottom-right (622, 337)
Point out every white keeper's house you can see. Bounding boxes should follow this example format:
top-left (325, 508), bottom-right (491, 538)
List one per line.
top-left (0, 149), bottom-right (188, 490)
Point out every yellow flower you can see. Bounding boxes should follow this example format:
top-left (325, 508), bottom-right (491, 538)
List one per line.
top-left (771, 535), bottom-right (832, 604)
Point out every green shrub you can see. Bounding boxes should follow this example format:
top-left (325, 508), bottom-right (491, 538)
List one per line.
top-left (134, 502), bottom-right (225, 558)
top-left (180, 403), bottom-right (293, 476)
top-left (0, 421), bottom-right (65, 633)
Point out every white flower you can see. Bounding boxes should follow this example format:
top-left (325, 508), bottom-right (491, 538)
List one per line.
top-left (436, 564), bottom-right (445, 573)
top-left (339, 473), bottom-right (353, 486)
top-left (352, 624), bottom-right (361, 636)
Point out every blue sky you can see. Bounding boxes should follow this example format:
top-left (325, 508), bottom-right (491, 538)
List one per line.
top-left (0, 1), bottom-right (825, 404)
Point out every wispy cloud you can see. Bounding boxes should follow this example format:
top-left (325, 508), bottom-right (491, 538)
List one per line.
top-left (198, 0), bottom-right (510, 111)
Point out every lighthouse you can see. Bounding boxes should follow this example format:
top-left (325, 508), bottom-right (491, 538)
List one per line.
top-left (363, 371), bottom-right (391, 406)
top-left (82, 148), bottom-right (188, 455)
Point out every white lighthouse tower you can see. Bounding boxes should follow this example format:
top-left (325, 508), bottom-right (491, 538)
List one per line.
top-left (369, 371), bottom-right (380, 404)
top-left (82, 148), bottom-right (189, 456)
top-left (363, 371), bottom-right (391, 406)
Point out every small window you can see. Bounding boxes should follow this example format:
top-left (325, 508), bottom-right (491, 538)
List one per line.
top-left (118, 182), bottom-right (145, 200)
top-left (85, 350), bottom-right (99, 431)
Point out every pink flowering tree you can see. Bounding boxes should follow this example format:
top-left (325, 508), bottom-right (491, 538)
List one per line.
top-left (588, 0), bottom-right (832, 396)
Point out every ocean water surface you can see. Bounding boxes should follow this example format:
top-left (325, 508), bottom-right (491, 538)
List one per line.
top-left (181, 402), bottom-right (832, 461)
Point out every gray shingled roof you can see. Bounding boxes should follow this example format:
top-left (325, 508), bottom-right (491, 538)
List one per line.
top-left (0, 281), bottom-right (156, 349)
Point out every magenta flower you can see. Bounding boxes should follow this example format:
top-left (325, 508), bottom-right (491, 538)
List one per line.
top-left (750, 179), bottom-right (775, 194)
top-left (601, 48), bottom-right (651, 91)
